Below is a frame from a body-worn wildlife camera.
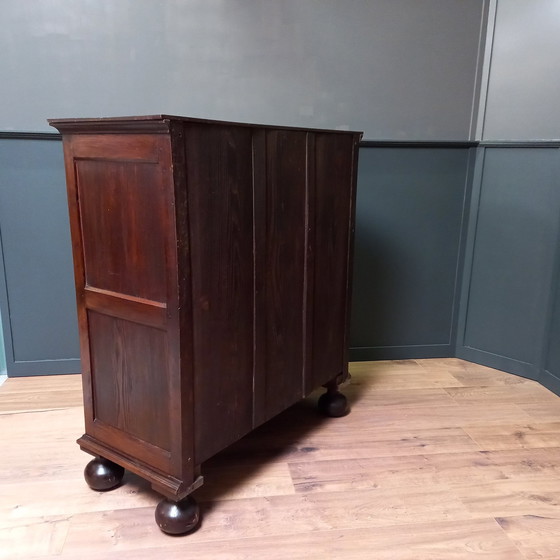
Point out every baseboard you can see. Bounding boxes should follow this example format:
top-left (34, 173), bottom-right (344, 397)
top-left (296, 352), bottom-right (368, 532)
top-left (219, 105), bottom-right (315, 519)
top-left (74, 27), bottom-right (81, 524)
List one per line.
top-left (7, 358), bottom-right (81, 377)
top-left (538, 370), bottom-right (560, 395)
top-left (455, 346), bottom-right (539, 381)
top-left (349, 344), bottom-right (454, 361)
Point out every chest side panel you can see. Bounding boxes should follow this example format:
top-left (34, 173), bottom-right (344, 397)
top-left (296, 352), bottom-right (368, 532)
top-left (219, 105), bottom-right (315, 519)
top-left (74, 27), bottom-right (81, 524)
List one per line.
top-left (66, 133), bottom-right (183, 476)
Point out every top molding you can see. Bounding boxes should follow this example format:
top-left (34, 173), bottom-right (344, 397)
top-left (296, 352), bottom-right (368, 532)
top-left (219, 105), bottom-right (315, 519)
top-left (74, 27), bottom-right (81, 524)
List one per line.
top-left (48, 115), bottom-right (363, 137)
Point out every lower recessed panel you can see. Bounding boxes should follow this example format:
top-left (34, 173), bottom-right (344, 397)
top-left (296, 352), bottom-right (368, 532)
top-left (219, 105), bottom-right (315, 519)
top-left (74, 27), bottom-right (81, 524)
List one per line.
top-left (88, 310), bottom-right (171, 452)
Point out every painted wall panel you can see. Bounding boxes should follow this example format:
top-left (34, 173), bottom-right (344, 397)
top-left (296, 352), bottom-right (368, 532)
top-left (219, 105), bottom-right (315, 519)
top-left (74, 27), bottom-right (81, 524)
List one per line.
top-left (461, 147), bottom-right (560, 375)
top-left (545, 276), bottom-right (560, 381)
top-left (0, 0), bottom-right (485, 140)
top-left (0, 310), bottom-right (5, 374)
top-left (0, 138), bottom-right (80, 375)
top-left (543, 164), bottom-right (560, 393)
top-left (349, 147), bottom-right (471, 360)
top-left (483, 0), bottom-right (560, 141)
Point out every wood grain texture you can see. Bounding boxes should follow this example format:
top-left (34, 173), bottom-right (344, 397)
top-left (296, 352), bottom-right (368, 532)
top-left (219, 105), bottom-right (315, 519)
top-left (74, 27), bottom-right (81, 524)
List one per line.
top-left (87, 311), bottom-right (171, 452)
top-left (184, 123), bottom-right (255, 464)
top-left (496, 515), bottom-right (560, 560)
top-left (57, 125), bottom-right (195, 496)
top-left (76, 158), bottom-right (168, 303)
top-left (2, 358), bottom-right (560, 559)
top-left (261, 129), bottom-right (307, 416)
top-left (310, 133), bottom-right (357, 389)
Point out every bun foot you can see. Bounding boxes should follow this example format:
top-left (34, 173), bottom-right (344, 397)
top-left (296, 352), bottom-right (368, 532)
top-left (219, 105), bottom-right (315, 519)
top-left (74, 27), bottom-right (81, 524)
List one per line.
top-left (155, 496), bottom-right (200, 535)
top-left (318, 389), bottom-right (349, 418)
top-left (84, 457), bottom-right (125, 491)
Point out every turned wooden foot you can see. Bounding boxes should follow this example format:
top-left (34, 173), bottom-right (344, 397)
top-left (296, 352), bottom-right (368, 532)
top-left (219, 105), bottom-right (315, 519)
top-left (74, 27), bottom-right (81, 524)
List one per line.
top-left (84, 456), bottom-right (125, 491)
top-left (318, 382), bottom-right (349, 417)
top-left (155, 495), bottom-right (200, 535)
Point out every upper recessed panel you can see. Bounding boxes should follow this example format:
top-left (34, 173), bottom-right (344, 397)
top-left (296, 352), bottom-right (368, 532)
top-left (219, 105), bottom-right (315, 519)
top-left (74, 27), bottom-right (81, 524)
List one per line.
top-left (76, 158), bottom-right (168, 303)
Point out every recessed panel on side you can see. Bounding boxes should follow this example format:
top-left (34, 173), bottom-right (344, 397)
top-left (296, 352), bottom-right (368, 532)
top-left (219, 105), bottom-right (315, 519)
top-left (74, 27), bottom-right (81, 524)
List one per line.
top-left (310, 133), bottom-right (355, 389)
top-left (259, 129), bottom-right (307, 416)
top-left (88, 310), bottom-right (171, 452)
top-left (184, 124), bottom-right (255, 463)
top-left (350, 147), bottom-right (471, 355)
top-left (75, 159), bottom-right (168, 303)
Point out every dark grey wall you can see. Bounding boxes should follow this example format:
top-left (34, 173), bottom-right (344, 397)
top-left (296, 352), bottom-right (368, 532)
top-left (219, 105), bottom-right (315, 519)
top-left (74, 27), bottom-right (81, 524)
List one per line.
top-left (457, 146), bottom-right (560, 389)
top-left (350, 145), bottom-right (473, 360)
top-left (0, 137), bottom-right (80, 375)
top-left (0, 0), bottom-right (486, 140)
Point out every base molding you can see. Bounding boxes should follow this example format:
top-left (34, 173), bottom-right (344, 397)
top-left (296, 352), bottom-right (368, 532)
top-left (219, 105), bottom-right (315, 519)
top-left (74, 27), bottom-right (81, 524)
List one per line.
top-left (77, 434), bottom-right (203, 500)
top-left (539, 370), bottom-right (560, 395)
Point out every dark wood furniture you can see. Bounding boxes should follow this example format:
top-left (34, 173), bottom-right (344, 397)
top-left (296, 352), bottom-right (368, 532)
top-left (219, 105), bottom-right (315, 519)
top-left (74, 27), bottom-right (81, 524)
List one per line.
top-left (49, 115), bottom-right (362, 534)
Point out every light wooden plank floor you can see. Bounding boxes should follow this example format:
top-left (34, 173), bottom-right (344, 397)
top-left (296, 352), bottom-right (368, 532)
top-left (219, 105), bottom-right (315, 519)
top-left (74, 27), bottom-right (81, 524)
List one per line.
top-left (1, 358), bottom-right (560, 559)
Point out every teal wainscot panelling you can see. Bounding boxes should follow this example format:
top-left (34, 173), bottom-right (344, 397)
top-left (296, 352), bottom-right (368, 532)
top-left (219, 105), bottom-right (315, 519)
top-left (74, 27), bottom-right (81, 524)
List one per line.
top-left (349, 142), bottom-right (475, 361)
top-left (0, 309), bottom-right (6, 375)
top-left (0, 133), bottom-right (80, 376)
top-left (457, 144), bottom-right (560, 392)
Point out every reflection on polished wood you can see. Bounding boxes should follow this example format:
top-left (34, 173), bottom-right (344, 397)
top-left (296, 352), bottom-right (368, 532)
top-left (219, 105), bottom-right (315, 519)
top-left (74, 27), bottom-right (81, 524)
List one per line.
top-left (2, 358), bottom-right (560, 559)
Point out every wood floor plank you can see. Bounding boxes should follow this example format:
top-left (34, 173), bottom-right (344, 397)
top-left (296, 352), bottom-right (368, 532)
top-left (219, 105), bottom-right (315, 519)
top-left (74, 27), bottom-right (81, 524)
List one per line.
top-left (464, 422), bottom-right (560, 451)
top-left (344, 386), bottom-right (457, 408)
top-left (496, 515), bottom-right (560, 560)
top-left (416, 359), bottom-right (530, 387)
top-left (0, 392), bottom-right (82, 414)
top-left (349, 369), bottom-right (466, 391)
top-left (455, 479), bottom-right (560, 518)
top-left (0, 407), bottom-right (84, 480)
top-left (446, 383), bottom-right (560, 405)
top-left (0, 374), bottom-right (81, 394)
top-left (289, 446), bottom-right (560, 497)
top-left (0, 474), bottom-right (157, 522)
top-left (288, 454), bottom-right (439, 493)
top-left (427, 447), bottom-right (560, 485)
top-left (350, 359), bottom-right (426, 372)
top-left (518, 401), bottom-right (560, 423)
top-left (347, 402), bottom-right (533, 431)
top-left (0, 515), bottom-right (69, 559)
top-left (194, 462), bottom-right (296, 501)
top-left (0, 375), bottom-right (82, 414)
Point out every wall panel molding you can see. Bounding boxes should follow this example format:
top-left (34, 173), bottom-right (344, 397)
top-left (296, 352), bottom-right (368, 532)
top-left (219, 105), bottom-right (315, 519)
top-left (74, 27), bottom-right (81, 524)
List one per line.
top-left (0, 132), bottom-right (60, 140)
top-left (456, 145), bottom-right (560, 392)
top-left (0, 135), bottom-right (80, 376)
top-left (349, 145), bottom-right (475, 362)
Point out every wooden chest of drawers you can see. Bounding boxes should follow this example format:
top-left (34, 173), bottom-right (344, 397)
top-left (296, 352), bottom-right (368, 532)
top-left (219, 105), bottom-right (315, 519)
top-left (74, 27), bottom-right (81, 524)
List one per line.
top-left (49, 115), bottom-right (361, 534)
